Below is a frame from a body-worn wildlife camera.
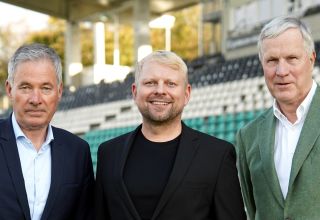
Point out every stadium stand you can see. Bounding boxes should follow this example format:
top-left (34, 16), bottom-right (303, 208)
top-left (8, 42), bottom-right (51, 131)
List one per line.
top-left (50, 43), bottom-right (320, 169)
top-left (0, 0), bottom-right (319, 179)
top-left (1, 42), bottom-right (318, 170)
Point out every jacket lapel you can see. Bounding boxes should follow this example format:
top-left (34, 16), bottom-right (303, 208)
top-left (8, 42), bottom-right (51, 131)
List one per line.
top-left (151, 123), bottom-right (199, 220)
top-left (0, 116), bottom-right (31, 220)
top-left (115, 126), bottom-right (142, 220)
top-left (289, 87), bottom-right (320, 190)
top-left (258, 109), bottom-right (284, 207)
top-left (41, 127), bottom-right (64, 220)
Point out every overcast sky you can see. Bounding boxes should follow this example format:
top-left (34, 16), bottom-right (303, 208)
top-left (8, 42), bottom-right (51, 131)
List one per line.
top-left (0, 2), bottom-right (48, 31)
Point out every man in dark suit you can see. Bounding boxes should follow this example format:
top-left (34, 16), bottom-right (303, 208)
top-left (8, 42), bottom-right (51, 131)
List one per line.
top-left (1, 43), bottom-right (94, 220)
top-left (95, 50), bottom-right (246, 220)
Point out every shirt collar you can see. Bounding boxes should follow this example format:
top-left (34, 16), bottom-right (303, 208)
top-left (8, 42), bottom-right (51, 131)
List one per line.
top-left (273, 80), bottom-right (317, 124)
top-left (11, 112), bottom-right (54, 148)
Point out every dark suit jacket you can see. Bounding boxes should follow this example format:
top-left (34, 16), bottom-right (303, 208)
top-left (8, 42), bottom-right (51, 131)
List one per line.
top-left (95, 123), bottom-right (246, 220)
top-left (0, 115), bottom-right (95, 220)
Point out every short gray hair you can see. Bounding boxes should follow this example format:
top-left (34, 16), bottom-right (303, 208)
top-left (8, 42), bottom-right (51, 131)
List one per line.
top-left (134, 50), bottom-right (188, 85)
top-left (7, 43), bottom-right (62, 85)
top-left (257, 16), bottom-right (315, 60)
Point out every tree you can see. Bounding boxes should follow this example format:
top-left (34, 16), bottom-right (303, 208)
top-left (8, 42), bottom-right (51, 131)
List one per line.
top-left (81, 26), bottom-right (94, 66)
top-left (171, 5), bottom-right (200, 61)
top-left (26, 17), bottom-right (65, 67)
top-left (0, 24), bottom-right (26, 95)
top-left (119, 24), bottom-right (134, 66)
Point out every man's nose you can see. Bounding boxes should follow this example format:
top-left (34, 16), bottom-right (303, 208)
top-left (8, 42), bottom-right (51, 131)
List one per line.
top-left (275, 61), bottom-right (289, 76)
top-left (155, 83), bottom-right (165, 94)
top-left (29, 89), bottom-right (42, 105)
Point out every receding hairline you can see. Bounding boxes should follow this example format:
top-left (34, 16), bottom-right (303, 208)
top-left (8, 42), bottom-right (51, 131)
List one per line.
top-left (260, 27), bottom-right (302, 47)
top-left (7, 43), bottom-right (62, 85)
top-left (259, 27), bottom-right (312, 60)
top-left (135, 59), bottom-right (189, 86)
top-left (134, 50), bottom-right (189, 85)
top-left (14, 58), bottom-right (57, 72)
top-left (257, 16), bottom-right (315, 60)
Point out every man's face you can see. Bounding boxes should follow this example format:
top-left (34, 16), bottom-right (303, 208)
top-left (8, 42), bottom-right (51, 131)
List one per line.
top-left (261, 28), bottom-right (315, 108)
top-left (132, 61), bottom-right (191, 125)
top-left (6, 59), bottom-right (63, 132)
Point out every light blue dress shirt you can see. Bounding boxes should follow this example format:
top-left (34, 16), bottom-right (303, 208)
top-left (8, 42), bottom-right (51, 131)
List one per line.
top-left (12, 113), bottom-right (53, 220)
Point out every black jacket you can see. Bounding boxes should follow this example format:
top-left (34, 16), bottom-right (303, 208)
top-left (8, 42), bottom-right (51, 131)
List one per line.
top-left (95, 123), bottom-right (246, 220)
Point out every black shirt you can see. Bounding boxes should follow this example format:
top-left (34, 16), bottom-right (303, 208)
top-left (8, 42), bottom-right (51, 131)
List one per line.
top-left (124, 129), bottom-right (180, 220)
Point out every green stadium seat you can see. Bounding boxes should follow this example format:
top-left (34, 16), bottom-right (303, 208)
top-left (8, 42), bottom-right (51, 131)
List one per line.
top-left (245, 111), bottom-right (255, 121)
top-left (235, 112), bottom-right (245, 122)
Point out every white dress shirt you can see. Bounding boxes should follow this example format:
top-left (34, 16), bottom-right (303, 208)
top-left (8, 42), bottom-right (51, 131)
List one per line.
top-left (273, 80), bottom-right (317, 198)
top-left (12, 113), bottom-right (53, 220)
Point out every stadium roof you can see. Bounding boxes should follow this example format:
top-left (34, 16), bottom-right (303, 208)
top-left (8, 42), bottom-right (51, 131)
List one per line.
top-left (1, 0), bottom-right (200, 22)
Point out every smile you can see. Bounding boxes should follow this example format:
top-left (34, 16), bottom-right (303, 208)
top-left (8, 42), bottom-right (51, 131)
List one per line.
top-left (150, 101), bottom-right (171, 105)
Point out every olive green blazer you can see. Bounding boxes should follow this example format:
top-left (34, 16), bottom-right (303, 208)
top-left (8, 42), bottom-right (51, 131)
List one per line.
top-left (236, 87), bottom-right (320, 220)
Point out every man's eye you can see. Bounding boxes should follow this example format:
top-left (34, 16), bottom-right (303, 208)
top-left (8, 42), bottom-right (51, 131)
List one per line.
top-left (167, 82), bottom-right (176, 87)
top-left (267, 59), bottom-right (277, 63)
top-left (42, 87), bottom-right (53, 94)
top-left (20, 85), bottom-right (30, 90)
top-left (145, 81), bottom-right (155, 86)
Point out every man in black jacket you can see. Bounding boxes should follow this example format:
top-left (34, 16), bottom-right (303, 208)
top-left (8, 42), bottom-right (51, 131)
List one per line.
top-left (95, 50), bottom-right (246, 220)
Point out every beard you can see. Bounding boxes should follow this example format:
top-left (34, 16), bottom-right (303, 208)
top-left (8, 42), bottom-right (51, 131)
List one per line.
top-left (137, 104), bottom-right (183, 125)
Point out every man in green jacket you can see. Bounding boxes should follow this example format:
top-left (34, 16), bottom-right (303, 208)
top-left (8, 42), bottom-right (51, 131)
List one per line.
top-left (236, 16), bottom-right (320, 219)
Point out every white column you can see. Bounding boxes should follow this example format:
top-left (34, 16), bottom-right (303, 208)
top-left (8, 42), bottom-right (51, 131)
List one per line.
top-left (113, 15), bottom-right (120, 66)
top-left (165, 27), bottom-right (171, 51)
top-left (93, 22), bottom-right (106, 84)
top-left (65, 21), bottom-right (82, 86)
top-left (133, 0), bottom-right (152, 62)
top-left (94, 22), bottom-right (106, 65)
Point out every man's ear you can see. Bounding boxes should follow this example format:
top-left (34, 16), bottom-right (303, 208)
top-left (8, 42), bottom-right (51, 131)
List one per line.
top-left (132, 83), bottom-right (137, 100)
top-left (184, 84), bottom-right (191, 106)
top-left (5, 80), bottom-right (13, 100)
top-left (311, 51), bottom-right (316, 64)
top-left (58, 82), bottom-right (63, 101)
